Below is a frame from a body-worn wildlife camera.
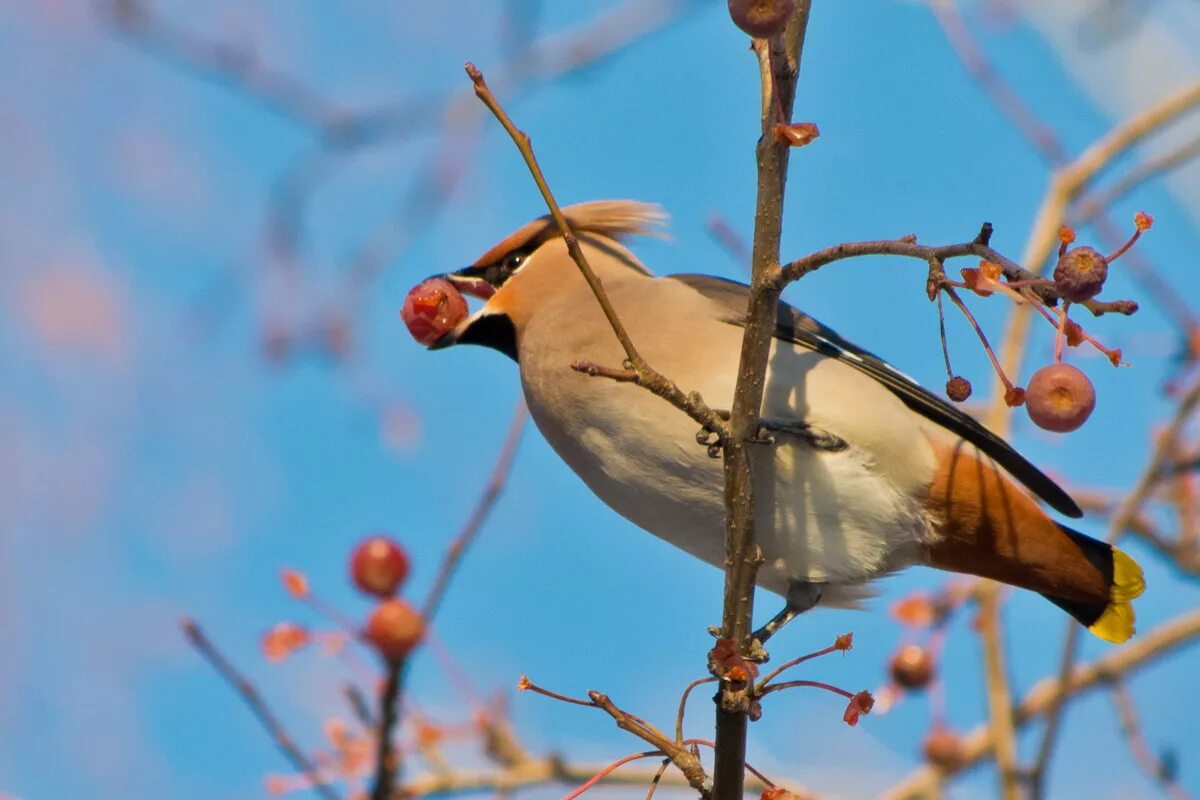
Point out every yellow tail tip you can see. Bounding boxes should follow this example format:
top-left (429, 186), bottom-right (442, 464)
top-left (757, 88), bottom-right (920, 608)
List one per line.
top-left (1088, 548), bottom-right (1146, 644)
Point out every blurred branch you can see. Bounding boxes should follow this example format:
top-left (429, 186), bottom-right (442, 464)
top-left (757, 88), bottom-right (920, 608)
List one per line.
top-left (928, 14), bottom-right (1200, 793)
top-left (928, 0), bottom-right (1066, 164)
top-left (374, 400), bottom-right (530, 800)
top-left (880, 608), bottom-right (1200, 800)
top-left (1030, 376), bottom-right (1200, 797)
top-left (1109, 681), bottom-right (1193, 800)
top-left (422, 401), bottom-right (528, 622)
top-left (105, 0), bottom-right (352, 134)
top-left (371, 664), bottom-right (407, 800)
top-left (1075, 134), bottom-right (1200, 224)
top-left (181, 618), bottom-right (342, 800)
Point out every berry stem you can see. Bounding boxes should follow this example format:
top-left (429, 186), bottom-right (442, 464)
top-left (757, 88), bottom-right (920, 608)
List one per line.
top-left (936, 291), bottom-right (955, 379)
top-left (942, 286), bottom-right (1016, 391)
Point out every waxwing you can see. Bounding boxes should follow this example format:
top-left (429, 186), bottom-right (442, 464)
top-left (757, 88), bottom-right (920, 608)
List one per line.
top-left (428, 200), bottom-right (1144, 643)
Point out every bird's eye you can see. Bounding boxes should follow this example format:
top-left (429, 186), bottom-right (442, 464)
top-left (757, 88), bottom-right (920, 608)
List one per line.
top-left (503, 252), bottom-right (526, 271)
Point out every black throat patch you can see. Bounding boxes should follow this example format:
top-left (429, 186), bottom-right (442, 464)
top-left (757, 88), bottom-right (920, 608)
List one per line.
top-left (457, 313), bottom-right (518, 361)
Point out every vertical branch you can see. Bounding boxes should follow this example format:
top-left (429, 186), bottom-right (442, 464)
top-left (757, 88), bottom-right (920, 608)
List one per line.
top-left (713, 5), bottom-right (813, 800)
top-left (371, 662), bottom-right (408, 800)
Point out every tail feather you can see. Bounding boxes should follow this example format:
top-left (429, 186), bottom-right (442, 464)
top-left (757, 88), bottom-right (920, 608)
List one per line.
top-left (1040, 530), bottom-right (1145, 643)
top-left (922, 441), bottom-right (1146, 643)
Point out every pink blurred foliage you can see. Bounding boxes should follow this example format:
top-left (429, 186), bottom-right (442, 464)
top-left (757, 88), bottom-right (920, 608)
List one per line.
top-left (12, 261), bottom-right (132, 368)
top-left (380, 403), bottom-right (422, 454)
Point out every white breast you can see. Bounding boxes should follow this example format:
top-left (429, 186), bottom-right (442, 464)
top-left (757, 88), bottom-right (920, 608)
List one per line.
top-left (516, 277), bottom-right (938, 606)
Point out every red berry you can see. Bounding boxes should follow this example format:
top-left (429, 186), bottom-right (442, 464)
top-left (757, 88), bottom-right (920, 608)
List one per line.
top-left (350, 536), bottom-right (411, 598)
top-left (1053, 246), bottom-right (1108, 303)
top-left (401, 278), bottom-right (469, 346)
top-left (923, 727), bottom-right (965, 770)
top-left (889, 643), bottom-right (935, 690)
top-left (727, 0), bottom-right (795, 38)
top-left (363, 598), bottom-right (424, 663)
top-left (945, 376), bottom-right (972, 402)
top-left (1026, 363), bottom-right (1096, 433)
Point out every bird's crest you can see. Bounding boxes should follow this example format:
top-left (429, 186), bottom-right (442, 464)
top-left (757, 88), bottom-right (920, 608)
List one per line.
top-left (471, 200), bottom-right (667, 267)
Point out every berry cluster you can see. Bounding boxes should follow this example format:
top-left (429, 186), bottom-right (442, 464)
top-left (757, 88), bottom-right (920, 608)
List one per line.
top-left (936, 212), bottom-right (1150, 433)
top-left (262, 535), bottom-right (424, 667)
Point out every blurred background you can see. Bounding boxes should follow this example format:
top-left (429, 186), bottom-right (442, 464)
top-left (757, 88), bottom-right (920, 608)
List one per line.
top-left (2, 1), bottom-right (1198, 798)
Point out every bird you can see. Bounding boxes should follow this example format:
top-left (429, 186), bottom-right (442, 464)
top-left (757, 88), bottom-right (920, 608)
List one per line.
top-left (426, 200), bottom-right (1144, 643)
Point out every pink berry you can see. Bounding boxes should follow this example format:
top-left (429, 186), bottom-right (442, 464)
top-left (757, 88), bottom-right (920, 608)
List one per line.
top-left (401, 278), bottom-right (468, 346)
top-left (1053, 246), bottom-right (1108, 303)
top-left (889, 643), bottom-right (935, 690)
top-left (727, 0), bottom-right (795, 38)
top-left (923, 727), bottom-right (965, 769)
top-left (1026, 363), bottom-right (1096, 433)
top-left (363, 599), bottom-right (424, 663)
top-left (350, 536), bottom-right (411, 598)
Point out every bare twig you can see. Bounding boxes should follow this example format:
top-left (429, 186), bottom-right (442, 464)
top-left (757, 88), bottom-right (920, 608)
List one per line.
top-left (1075, 134), bottom-right (1200, 223)
top-left (181, 618), bottom-right (342, 800)
top-left (396, 757), bottom-right (789, 798)
top-left (880, 609), bottom-right (1200, 800)
top-left (1110, 681), bottom-right (1193, 800)
top-left (464, 63), bottom-right (729, 441)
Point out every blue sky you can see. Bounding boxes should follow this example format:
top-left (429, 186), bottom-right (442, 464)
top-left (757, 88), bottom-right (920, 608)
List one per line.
top-left (2, 2), bottom-right (1198, 798)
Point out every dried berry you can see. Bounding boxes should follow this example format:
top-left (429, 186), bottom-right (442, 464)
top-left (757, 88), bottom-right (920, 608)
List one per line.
top-left (350, 536), bottom-right (411, 598)
top-left (1026, 363), bottom-right (1096, 433)
top-left (889, 643), bottom-right (935, 689)
top-left (363, 598), bottom-right (424, 663)
top-left (401, 278), bottom-right (469, 346)
top-left (728, 0), bottom-right (795, 38)
top-left (1004, 386), bottom-right (1026, 408)
top-left (945, 376), bottom-right (972, 402)
top-left (923, 727), bottom-right (965, 770)
top-left (1053, 246), bottom-right (1108, 303)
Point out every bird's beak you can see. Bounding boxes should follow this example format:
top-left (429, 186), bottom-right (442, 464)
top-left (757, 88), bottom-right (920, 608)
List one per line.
top-left (427, 268), bottom-right (495, 350)
top-left (444, 269), bottom-right (496, 301)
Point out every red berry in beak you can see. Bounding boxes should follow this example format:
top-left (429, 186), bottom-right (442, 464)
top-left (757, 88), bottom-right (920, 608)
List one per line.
top-left (401, 278), bottom-right (469, 346)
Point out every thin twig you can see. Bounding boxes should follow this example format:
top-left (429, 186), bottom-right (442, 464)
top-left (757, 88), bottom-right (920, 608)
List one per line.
top-left (775, 235), bottom-right (1135, 318)
top-left (675, 677), bottom-right (717, 744)
top-left (181, 618), bottom-right (342, 800)
top-left (464, 63), bottom-right (729, 441)
top-left (1110, 680), bottom-right (1193, 800)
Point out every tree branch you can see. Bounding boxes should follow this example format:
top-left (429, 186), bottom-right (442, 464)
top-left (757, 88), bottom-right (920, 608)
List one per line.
top-left (464, 64), bottom-right (729, 441)
top-left (714, 7), bottom-right (813, 800)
